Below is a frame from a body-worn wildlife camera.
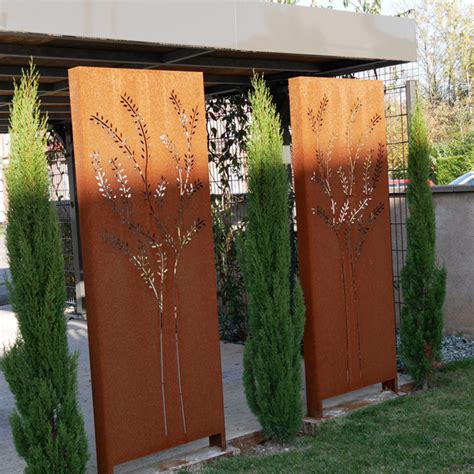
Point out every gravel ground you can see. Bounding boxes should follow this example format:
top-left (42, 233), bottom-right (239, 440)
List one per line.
top-left (397, 332), bottom-right (474, 370)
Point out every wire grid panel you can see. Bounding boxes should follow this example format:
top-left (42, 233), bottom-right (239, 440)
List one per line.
top-left (46, 130), bottom-right (76, 308)
top-left (385, 85), bottom-right (409, 325)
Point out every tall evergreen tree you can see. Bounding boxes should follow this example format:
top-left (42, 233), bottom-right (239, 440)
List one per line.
top-left (1, 65), bottom-right (88, 472)
top-left (240, 75), bottom-right (305, 442)
top-left (400, 102), bottom-right (447, 388)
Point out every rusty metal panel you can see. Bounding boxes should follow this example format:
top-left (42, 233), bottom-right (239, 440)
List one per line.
top-left (289, 77), bottom-right (397, 418)
top-left (69, 67), bottom-right (225, 472)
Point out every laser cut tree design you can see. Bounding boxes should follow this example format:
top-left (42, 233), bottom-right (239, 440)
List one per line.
top-left (89, 91), bottom-right (204, 436)
top-left (308, 95), bottom-right (385, 385)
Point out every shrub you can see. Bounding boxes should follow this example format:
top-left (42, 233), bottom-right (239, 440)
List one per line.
top-left (432, 133), bottom-right (474, 184)
top-left (434, 153), bottom-right (474, 185)
top-left (434, 131), bottom-right (474, 157)
top-left (1, 65), bottom-right (88, 472)
top-left (400, 102), bottom-right (447, 388)
top-left (239, 75), bottom-right (305, 442)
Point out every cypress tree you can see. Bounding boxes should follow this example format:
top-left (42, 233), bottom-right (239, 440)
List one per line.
top-left (1, 65), bottom-right (88, 472)
top-left (400, 102), bottom-right (446, 388)
top-left (240, 75), bottom-right (305, 442)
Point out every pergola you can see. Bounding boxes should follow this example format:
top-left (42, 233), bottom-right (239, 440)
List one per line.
top-left (0, 0), bottom-right (416, 133)
top-left (0, 0), bottom-right (417, 314)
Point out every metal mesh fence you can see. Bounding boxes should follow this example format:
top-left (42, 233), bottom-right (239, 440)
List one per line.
top-left (385, 84), bottom-right (410, 324)
top-left (46, 130), bottom-right (77, 309)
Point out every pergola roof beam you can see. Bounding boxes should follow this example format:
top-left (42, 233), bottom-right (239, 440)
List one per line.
top-left (158, 48), bottom-right (212, 65)
top-left (0, 65), bottom-right (68, 78)
top-left (173, 56), bottom-right (325, 73)
top-left (0, 1), bottom-right (416, 63)
top-left (0, 43), bottom-right (160, 65)
top-left (0, 110), bottom-right (70, 115)
top-left (0, 81), bottom-right (56, 93)
top-left (0, 1), bottom-right (417, 125)
top-left (265, 59), bottom-right (398, 84)
top-left (0, 43), bottom-right (403, 77)
top-left (318, 59), bottom-right (399, 77)
top-left (205, 85), bottom-right (243, 97)
top-left (203, 75), bottom-right (250, 86)
top-left (0, 95), bottom-right (69, 105)
top-left (0, 43), bottom-right (213, 68)
top-left (0, 105), bottom-right (70, 112)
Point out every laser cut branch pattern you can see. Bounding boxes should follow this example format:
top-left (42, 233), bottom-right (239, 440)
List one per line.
top-left (308, 94), bottom-right (385, 256)
top-left (307, 94), bottom-right (386, 385)
top-left (89, 91), bottom-right (205, 437)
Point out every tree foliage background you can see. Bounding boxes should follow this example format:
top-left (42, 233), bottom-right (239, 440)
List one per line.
top-left (416, 0), bottom-right (473, 183)
top-left (416, 0), bottom-right (472, 143)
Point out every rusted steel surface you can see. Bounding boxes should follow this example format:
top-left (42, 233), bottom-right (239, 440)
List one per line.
top-left (69, 67), bottom-right (225, 472)
top-left (289, 77), bottom-right (397, 418)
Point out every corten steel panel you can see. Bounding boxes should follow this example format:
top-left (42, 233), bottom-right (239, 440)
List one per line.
top-left (289, 77), bottom-right (397, 418)
top-left (69, 67), bottom-right (226, 473)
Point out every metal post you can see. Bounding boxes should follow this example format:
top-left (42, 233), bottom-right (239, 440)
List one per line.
top-left (65, 125), bottom-right (86, 317)
top-left (405, 79), bottom-right (418, 141)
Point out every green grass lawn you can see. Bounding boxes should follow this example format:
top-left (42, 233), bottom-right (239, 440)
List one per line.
top-left (205, 359), bottom-right (474, 473)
